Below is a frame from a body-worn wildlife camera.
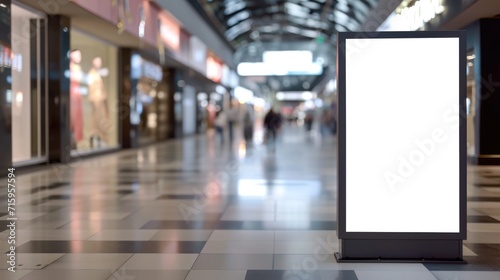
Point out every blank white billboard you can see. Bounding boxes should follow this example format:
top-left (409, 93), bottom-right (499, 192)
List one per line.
top-left (345, 37), bottom-right (460, 233)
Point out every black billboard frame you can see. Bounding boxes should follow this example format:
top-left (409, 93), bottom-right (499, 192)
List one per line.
top-left (336, 31), bottom-right (467, 263)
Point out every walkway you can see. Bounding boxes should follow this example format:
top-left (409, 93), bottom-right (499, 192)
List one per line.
top-left (0, 125), bottom-right (499, 279)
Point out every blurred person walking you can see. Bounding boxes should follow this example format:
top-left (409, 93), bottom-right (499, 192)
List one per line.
top-left (214, 110), bottom-right (227, 144)
top-left (304, 110), bottom-right (314, 132)
top-left (226, 103), bottom-right (238, 142)
top-left (243, 110), bottom-right (254, 145)
top-left (263, 107), bottom-right (283, 152)
top-left (320, 110), bottom-right (332, 136)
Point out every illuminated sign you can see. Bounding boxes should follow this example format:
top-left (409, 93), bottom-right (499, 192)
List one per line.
top-left (399, 0), bottom-right (445, 30)
top-left (338, 32), bottom-right (465, 234)
top-left (0, 45), bottom-right (12, 69)
top-left (206, 54), bottom-right (222, 83)
top-left (159, 12), bottom-right (180, 51)
top-left (189, 36), bottom-right (207, 73)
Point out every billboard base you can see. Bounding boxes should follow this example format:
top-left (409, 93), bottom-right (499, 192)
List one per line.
top-left (335, 239), bottom-right (466, 263)
top-left (335, 252), bottom-right (466, 263)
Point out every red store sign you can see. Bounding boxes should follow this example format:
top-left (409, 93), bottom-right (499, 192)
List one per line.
top-left (206, 54), bottom-right (222, 83)
top-left (159, 12), bottom-right (180, 51)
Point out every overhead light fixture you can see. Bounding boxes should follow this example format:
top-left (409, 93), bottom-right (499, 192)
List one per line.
top-left (263, 50), bottom-right (313, 65)
top-left (276, 91), bottom-right (316, 101)
top-left (216, 85), bottom-right (226, 94)
top-left (466, 54), bottom-right (475, 60)
top-left (234, 86), bottom-right (253, 103)
top-left (253, 98), bottom-right (266, 107)
top-left (237, 62), bottom-right (322, 76)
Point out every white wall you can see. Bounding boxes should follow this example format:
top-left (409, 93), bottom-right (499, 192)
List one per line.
top-left (11, 5), bottom-right (36, 162)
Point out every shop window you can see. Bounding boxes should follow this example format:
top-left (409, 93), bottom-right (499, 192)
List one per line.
top-left (129, 54), bottom-right (167, 144)
top-left (70, 31), bottom-right (119, 153)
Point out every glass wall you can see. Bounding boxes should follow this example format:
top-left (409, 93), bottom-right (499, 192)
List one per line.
top-left (70, 31), bottom-right (119, 153)
top-left (11, 4), bottom-right (46, 164)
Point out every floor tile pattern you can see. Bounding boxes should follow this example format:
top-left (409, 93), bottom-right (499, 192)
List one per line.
top-left (0, 126), bottom-right (499, 279)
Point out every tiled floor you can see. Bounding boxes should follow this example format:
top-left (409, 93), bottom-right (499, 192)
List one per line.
top-left (1, 125), bottom-right (500, 279)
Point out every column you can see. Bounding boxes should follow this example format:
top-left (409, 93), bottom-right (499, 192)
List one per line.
top-left (0, 0), bottom-right (12, 176)
top-left (47, 15), bottom-right (71, 163)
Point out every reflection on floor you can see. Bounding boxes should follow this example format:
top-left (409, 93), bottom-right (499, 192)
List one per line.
top-left (0, 125), bottom-right (500, 280)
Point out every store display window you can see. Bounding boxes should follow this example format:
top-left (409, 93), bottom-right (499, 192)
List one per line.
top-left (70, 31), bottom-right (119, 153)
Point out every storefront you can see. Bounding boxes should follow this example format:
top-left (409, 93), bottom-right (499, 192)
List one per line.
top-left (11, 2), bottom-right (47, 166)
top-left (69, 30), bottom-right (119, 155)
top-left (130, 54), bottom-right (169, 145)
top-left (174, 69), bottom-right (218, 137)
top-left (463, 18), bottom-right (500, 164)
top-left (466, 50), bottom-right (476, 156)
top-left (196, 92), bottom-right (209, 133)
top-left (377, 0), bottom-right (500, 163)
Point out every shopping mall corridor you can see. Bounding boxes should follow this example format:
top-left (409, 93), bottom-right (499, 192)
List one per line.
top-left (1, 125), bottom-right (500, 280)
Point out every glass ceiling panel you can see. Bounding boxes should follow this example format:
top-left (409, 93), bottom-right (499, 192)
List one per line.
top-left (199, 0), bottom-right (382, 47)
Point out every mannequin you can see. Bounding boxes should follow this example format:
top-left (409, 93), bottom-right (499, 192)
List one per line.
top-left (87, 56), bottom-right (110, 146)
top-left (70, 49), bottom-right (84, 148)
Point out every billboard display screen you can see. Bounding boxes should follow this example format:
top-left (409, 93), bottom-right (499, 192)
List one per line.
top-left (338, 32), bottom-right (465, 235)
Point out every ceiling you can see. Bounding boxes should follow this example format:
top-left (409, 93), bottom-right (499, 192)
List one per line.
top-left (193, 0), bottom-right (379, 48)
top-left (189, 0), bottom-right (382, 97)
top-left (440, 0), bottom-right (500, 30)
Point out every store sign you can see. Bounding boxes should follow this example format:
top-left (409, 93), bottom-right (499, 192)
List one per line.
top-left (206, 55), bottom-right (222, 83)
top-left (0, 45), bottom-right (12, 69)
top-left (131, 54), bottom-right (162, 81)
top-left (398, 0), bottom-right (445, 30)
top-left (159, 12), bottom-right (180, 51)
top-left (189, 36), bottom-right (207, 72)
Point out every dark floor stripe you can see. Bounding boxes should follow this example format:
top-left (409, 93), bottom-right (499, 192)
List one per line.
top-left (468, 197), bottom-right (500, 202)
top-left (15, 240), bottom-right (205, 254)
top-left (141, 220), bottom-right (336, 230)
top-left (473, 183), bottom-right (500, 187)
top-left (29, 182), bottom-right (70, 194)
top-left (245, 270), bottom-right (358, 280)
top-left (467, 216), bottom-right (500, 223)
top-left (424, 256), bottom-right (500, 271)
top-left (156, 194), bottom-right (204, 200)
top-left (120, 168), bottom-right (201, 173)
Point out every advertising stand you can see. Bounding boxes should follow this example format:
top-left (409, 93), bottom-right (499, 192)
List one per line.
top-left (336, 31), bottom-right (466, 262)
